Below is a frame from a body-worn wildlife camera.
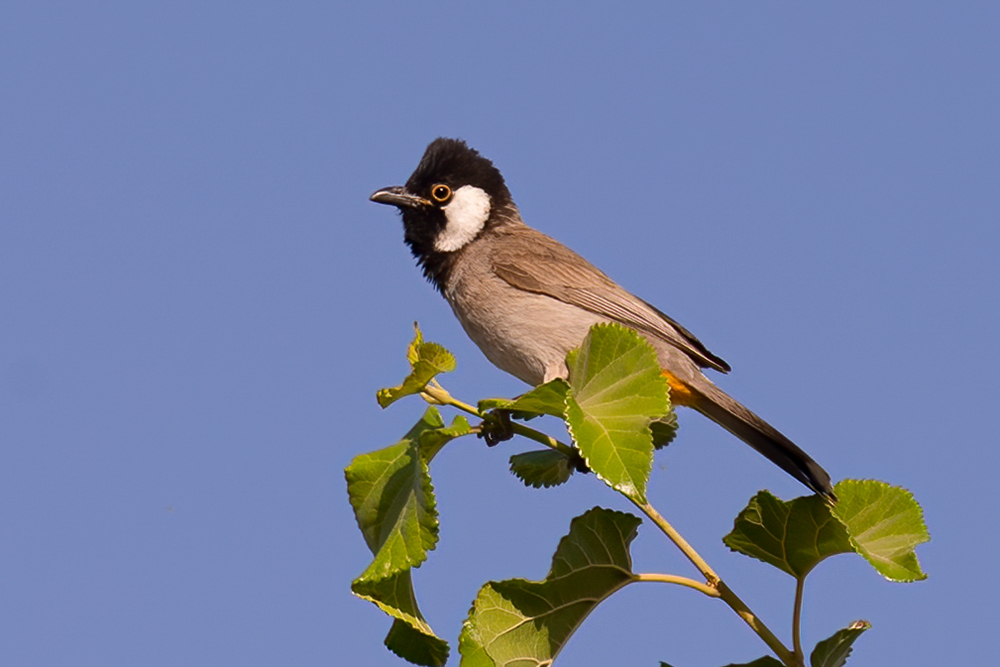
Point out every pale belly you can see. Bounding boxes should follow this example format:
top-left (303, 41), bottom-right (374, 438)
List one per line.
top-left (445, 287), bottom-right (606, 386)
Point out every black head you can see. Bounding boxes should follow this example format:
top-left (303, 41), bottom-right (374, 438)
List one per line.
top-left (370, 138), bottom-right (514, 290)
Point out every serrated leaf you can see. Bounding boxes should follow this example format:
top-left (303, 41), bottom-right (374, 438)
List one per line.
top-left (420, 414), bottom-right (472, 460)
top-left (478, 378), bottom-right (570, 418)
top-left (377, 324), bottom-right (456, 408)
top-left (725, 481), bottom-right (929, 583)
top-left (651, 413), bottom-right (679, 449)
top-left (352, 571), bottom-right (448, 666)
top-left (831, 480), bottom-right (929, 582)
top-left (722, 657), bottom-right (785, 667)
top-left (352, 570), bottom-right (432, 639)
top-left (346, 409), bottom-right (443, 580)
top-left (347, 410), bottom-right (472, 582)
top-left (459, 507), bottom-right (641, 666)
top-left (810, 620), bottom-right (870, 667)
top-left (564, 323), bottom-right (669, 503)
top-left (509, 449), bottom-right (576, 488)
top-left (723, 490), bottom-right (852, 578)
top-left (405, 322), bottom-right (425, 365)
top-left (347, 407), bottom-right (470, 664)
top-left (385, 618), bottom-right (451, 667)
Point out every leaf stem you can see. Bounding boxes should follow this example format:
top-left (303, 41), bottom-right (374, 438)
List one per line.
top-left (420, 383), bottom-right (480, 415)
top-left (633, 500), bottom-right (716, 577)
top-left (509, 423), bottom-right (577, 457)
top-left (632, 500), bottom-right (796, 667)
top-left (420, 383), bottom-right (578, 459)
top-left (716, 581), bottom-right (798, 667)
top-left (792, 576), bottom-right (806, 665)
top-left (634, 573), bottom-right (720, 597)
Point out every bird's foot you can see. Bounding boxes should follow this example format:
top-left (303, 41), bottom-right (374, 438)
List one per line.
top-left (478, 409), bottom-right (514, 447)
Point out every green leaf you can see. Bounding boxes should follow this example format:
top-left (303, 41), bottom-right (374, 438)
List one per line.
top-left (346, 407), bottom-right (472, 664)
top-left (346, 408), bottom-right (443, 580)
top-left (352, 571), bottom-right (431, 642)
top-left (722, 657), bottom-right (785, 667)
top-left (564, 323), bottom-right (669, 503)
top-left (651, 412), bottom-right (679, 449)
top-left (478, 378), bottom-right (570, 419)
top-left (509, 449), bottom-right (576, 488)
top-left (459, 507), bottom-right (641, 666)
top-left (419, 414), bottom-right (472, 460)
top-left (724, 481), bottom-right (929, 583)
top-left (831, 480), bottom-right (929, 582)
top-left (810, 620), bottom-right (871, 667)
top-left (377, 323), bottom-right (457, 408)
top-left (352, 571), bottom-right (449, 666)
top-left (723, 490), bottom-right (852, 578)
top-left (385, 618), bottom-right (451, 667)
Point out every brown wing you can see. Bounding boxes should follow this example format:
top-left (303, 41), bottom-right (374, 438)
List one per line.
top-left (488, 226), bottom-right (731, 373)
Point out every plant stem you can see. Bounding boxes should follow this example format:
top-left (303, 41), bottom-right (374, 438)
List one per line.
top-left (420, 383), bottom-right (578, 458)
top-left (634, 573), bottom-right (720, 598)
top-left (792, 576), bottom-right (806, 665)
top-left (420, 383), bottom-right (479, 415)
top-left (633, 500), bottom-right (716, 577)
top-left (716, 581), bottom-right (798, 667)
top-left (421, 380), bottom-right (798, 666)
top-left (509, 423), bottom-right (577, 457)
top-left (633, 499), bottom-right (796, 667)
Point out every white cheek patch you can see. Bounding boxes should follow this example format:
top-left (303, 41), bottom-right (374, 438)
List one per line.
top-left (435, 185), bottom-right (491, 252)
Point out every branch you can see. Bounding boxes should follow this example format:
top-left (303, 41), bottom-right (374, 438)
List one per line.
top-left (632, 499), bottom-right (797, 667)
top-left (792, 575), bottom-right (806, 665)
top-left (420, 383), bottom-right (579, 459)
top-left (421, 378), bottom-right (797, 666)
top-left (634, 572), bottom-right (721, 598)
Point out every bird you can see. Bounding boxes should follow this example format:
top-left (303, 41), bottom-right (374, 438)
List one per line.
top-left (370, 137), bottom-right (834, 500)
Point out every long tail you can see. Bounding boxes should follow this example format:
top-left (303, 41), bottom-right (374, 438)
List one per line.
top-left (686, 380), bottom-right (835, 501)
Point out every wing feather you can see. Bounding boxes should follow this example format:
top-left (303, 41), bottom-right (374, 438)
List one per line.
top-left (489, 227), bottom-right (731, 373)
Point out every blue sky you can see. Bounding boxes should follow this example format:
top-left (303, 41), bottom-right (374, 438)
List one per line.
top-left (2, 3), bottom-right (997, 665)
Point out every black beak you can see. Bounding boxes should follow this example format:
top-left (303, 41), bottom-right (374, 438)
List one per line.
top-left (370, 186), bottom-right (431, 209)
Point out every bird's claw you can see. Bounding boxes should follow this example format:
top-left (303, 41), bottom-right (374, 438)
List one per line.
top-left (478, 409), bottom-right (514, 447)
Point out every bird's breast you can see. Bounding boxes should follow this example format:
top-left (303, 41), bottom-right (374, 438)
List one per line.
top-left (443, 256), bottom-right (604, 386)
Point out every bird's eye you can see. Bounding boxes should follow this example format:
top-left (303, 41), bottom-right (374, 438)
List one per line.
top-left (431, 184), bottom-right (452, 203)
